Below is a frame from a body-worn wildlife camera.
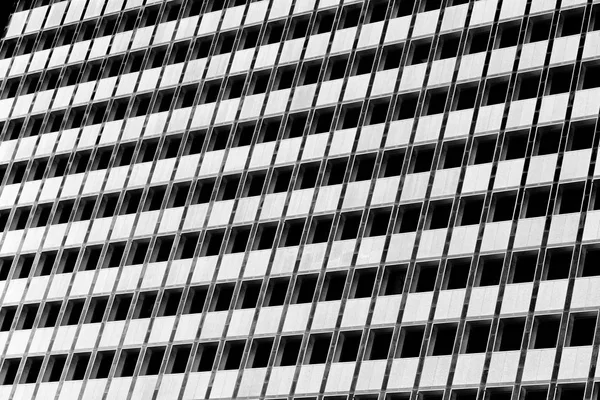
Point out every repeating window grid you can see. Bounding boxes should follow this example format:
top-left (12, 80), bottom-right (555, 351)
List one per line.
top-left (0, 2), bottom-right (166, 396)
top-left (222, 8), bottom-right (334, 395)
top-left (65, 1), bottom-right (238, 398)
top-left (4, 0), bottom-right (392, 394)
top-left (169, 0), bottom-right (342, 396)
top-left (0, 1), bottom-right (103, 387)
top-left (2, 0), bottom-right (600, 398)
top-left (467, 2), bottom-right (597, 399)
top-left (96, 0), bottom-right (296, 396)
top-left (0, 0), bottom-right (178, 394)
top-left (0, 0), bottom-right (500, 126)
top-left (525, 4), bottom-right (599, 399)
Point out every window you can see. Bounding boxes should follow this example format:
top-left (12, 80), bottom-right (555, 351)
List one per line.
top-left (282, 219), bottom-right (304, 247)
top-left (366, 329), bottom-right (392, 360)
top-left (490, 192), bottom-right (516, 222)
top-left (141, 347), bottom-right (165, 375)
top-left (335, 331), bottom-right (361, 362)
top-left (238, 281), bottom-right (261, 309)
top-left (424, 90), bottom-right (447, 115)
top-left (581, 246), bottom-right (600, 277)
top-left (443, 258), bottom-right (470, 289)
top-left (322, 272), bottom-right (346, 301)
top-left (221, 341), bottom-right (245, 370)
top-left (458, 196), bottom-right (483, 226)
top-left (212, 284), bottom-right (234, 311)
top-left (159, 290), bottom-right (182, 316)
top-left (560, 8), bottom-right (584, 37)
top-left (315, 10), bottom-right (335, 33)
top-left (399, 326), bottom-right (424, 358)
top-left (485, 79), bottom-right (509, 105)
top-left (411, 147), bottom-right (434, 173)
top-left (290, 16), bottom-right (309, 39)
top-left (582, 63), bottom-right (600, 89)
top-left (351, 268), bottom-right (376, 298)
top-left (528, 16), bottom-right (551, 42)
top-left (476, 256), bottom-right (503, 286)
top-left (266, 278), bottom-right (289, 306)
top-left (531, 316), bottom-right (560, 349)
top-left (464, 322), bottom-right (490, 353)
top-left (294, 275), bottom-right (317, 304)
top-left (510, 252), bottom-right (538, 283)
top-left (557, 183), bottom-right (584, 214)
top-left (184, 285), bottom-right (207, 314)
top-left (328, 56), bottom-right (348, 80)
top-left (430, 324), bottom-right (457, 355)
top-left (543, 247), bottom-right (572, 280)
top-left (265, 21), bottom-right (284, 44)
top-left (305, 334), bottom-right (331, 364)
top-left (168, 346), bottom-right (191, 373)
top-left (568, 121), bottom-right (595, 151)
top-left (398, 203), bottom-right (421, 233)
top-left (310, 217), bottom-right (333, 243)
top-left (381, 45), bottom-right (402, 70)
top-left (427, 201), bottom-right (452, 229)
top-left (497, 318), bottom-right (525, 351)
top-left (438, 34), bottom-right (460, 59)
top-left (410, 40), bottom-right (431, 65)
top-left (548, 66), bottom-right (572, 95)
top-left (412, 263), bottom-right (438, 292)
top-left (567, 313), bottom-right (596, 346)
top-left (249, 339), bottom-right (272, 368)
top-left (278, 336), bottom-right (302, 366)
top-left (455, 85), bottom-right (477, 110)
top-left (523, 187), bottom-right (550, 218)
top-left (276, 67), bottom-right (295, 90)
top-left (498, 22), bottom-right (520, 48)
top-left (381, 265), bottom-right (406, 295)
top-left (367, 208), bottom-right (391, 236)
top-left (354, 51), bottom-right (375, 75)
top-left (195, 343), bottom-right (217, 371)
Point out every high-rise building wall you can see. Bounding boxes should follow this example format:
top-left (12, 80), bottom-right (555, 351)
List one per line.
top-left (0, 0), bottom-right (600, 399)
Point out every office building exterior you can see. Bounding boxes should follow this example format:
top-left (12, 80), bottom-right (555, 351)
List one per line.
top-left (2, 0), bottom-right (600, 399)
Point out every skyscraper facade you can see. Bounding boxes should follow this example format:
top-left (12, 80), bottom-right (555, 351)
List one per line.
top-left (1, 0), bottom-right (600, 399)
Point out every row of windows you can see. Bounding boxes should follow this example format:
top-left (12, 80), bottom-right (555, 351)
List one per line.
top-left (0, 169), bottom-right (598, 279)
top-left (3, 0), bottom-right (397, 60)
top-left (0, 310), bottom-right (596, 387)
top-left (6, 1), bottom-right (600, 106)
top-left (1, 40), bottom-right (406, 101)
top-left (5, 54), bottom-right (600, 147)
top-left (6, 0), bottom-right (600, 92)
top-left (1, 99), bottom-right (596, 199)
top-left (2, 231), bottom-right (600, 326)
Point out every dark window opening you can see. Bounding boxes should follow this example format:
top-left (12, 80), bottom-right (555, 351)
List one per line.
top-left (337, 332), bottom-right (361, 362)
top-left (444, 258), bottom-right (470, 290)
top-left (465, 322), bottom-right (490, 353)
top-left (398, 204), bottom-right (421, 233)
top-left (558, 184), bottom-right (584, 214)
top-left (412, 147), bottom-right (434, 173)
top-left (400, 327), bottom-right (425, 358)
top-left (511, 252), bottom-right (538, 283)
top-left (524, 188), bottom-right (550, 218)
top-left (532, 316), bottom-right (560, 349)
top-left (477, 257), bottom-right (503, 286)
top-left (295, 275), bottom-right (317, 304)
top-left (307, 335), bottom-right (331, 364)
top-left (431, 324), bottom-right (457, 356)
top-left (544, 248), bottom-right (573, 281)
top-left (428, 202), bottom-right (452, 229)
top-left (414, 264), bottom-right (438, 293)
top-left (498, 318), bottom-right (525, 351)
